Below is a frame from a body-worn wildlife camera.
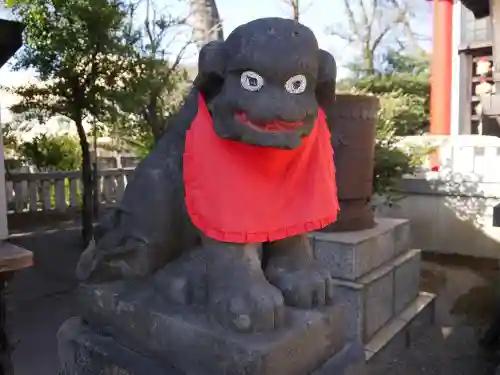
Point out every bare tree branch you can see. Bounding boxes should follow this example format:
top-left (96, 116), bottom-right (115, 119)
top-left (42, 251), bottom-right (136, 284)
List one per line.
top-left (328, 0), bottom-right (428, 75)
top-left (108, 0), bottom-right (192, 146)
top-left (342, 0), bottom-right (361, 38)
top-left (282, 0), bottom-right (299, 21)
top-left (280, 0), bottom-right (314, 22)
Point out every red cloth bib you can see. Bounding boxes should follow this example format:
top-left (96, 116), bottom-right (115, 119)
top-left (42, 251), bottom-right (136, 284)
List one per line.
top-left (183, 93), bottom-right (339, 243)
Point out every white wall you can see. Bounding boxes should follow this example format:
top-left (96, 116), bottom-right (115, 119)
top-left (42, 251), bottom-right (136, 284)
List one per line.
top-left (399, 134), bottom-right (500, 179)
top-left (379, 135), bottom-right (500, 259)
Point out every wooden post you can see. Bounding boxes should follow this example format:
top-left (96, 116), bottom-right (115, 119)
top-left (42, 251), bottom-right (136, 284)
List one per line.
top-left (0, 14), bottom-right (33, 373)
top-left (430, 0), bottom-right (453, 135)
top-left (429, 0), bottom-right (454, 169)
top-left (0, 114), bottom-right (33, 375)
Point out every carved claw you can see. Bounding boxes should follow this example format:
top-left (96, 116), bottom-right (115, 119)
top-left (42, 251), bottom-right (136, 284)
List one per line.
top-left (210, 283), bottom-right (285, 333)
top-left (156, 241), bottom-right (287, 333)
top-left (265, 264), bottom-right (334, 308)
top-left (202, 240), bottom-right (286, 333)
top-left (154, 249), bottom-right (208, 306)
top-left (264, 234), bottom-right (335, 309)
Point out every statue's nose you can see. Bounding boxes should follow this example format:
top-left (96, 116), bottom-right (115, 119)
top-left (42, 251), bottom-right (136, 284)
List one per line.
top-left (244, 88), bottom-right (307, 123)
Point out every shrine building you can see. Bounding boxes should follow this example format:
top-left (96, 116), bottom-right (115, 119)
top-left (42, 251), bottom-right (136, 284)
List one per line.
top-left (435, 0), bottom-right (499, 136)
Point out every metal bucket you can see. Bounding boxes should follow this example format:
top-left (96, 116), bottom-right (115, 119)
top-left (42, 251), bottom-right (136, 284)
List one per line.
top-left (323, 94), bottom-right (379, 232)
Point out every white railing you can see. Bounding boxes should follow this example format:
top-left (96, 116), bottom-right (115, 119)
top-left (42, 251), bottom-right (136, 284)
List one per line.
top-left (5, 168), bottom-right (135, 214)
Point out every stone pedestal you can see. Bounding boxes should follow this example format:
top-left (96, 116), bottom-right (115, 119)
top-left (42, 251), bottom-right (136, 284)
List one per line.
top-left (310, 218), bottom-right (436, 361)
top-left (58, 217), bottom-right (435, 374)
top-left (58, 317), bottom-right (180, 375)
top-left (58, 280), bottom-right (366, 375)
top-left (59, 317), bottom-right (367, 375)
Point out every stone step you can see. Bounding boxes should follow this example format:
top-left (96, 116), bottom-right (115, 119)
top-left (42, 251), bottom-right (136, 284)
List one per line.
top-left (333, 248), bottom-right (421, 342)
top-left (365, 292), bottom-right (436, 365)
top-left (312, 341), bottom-right (367, 375)
top-left (311, 217), bottom-right (410, 281)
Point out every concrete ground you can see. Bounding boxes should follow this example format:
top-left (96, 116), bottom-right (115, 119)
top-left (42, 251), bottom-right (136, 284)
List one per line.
top-left (374, 253), bottom-right (500, 375)
top-left (7, 227), bottom-right (82, 375)
top-left (4, 227), bottom-right (500, 375)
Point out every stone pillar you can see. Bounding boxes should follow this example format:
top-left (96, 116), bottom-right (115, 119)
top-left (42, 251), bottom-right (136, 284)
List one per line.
top-left (323, 94), bottom-right (378, 232)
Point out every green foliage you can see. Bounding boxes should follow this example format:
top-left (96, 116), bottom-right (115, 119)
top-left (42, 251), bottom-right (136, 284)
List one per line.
top-left (348, 74), bottom-right (430, 101)
top-left (10, 0), bottom-right (133, 118)
top-left (106, 0), bottom-right (190, 154)
top-left (2, 123), bottom-right (19, 153)
top-left (381, 49), bottom-right (430, 76)
top-left (119, 132), bottom-right (156, 158)
top-left (109, 58), bottom-right (188, 155)
top-left (49, 179), bottom-right (82, 207)
top-left (373, 116), bottom-right (430, 205)
top-left (9, 0), bottom-right (135, 242)
top-left (19, 133), bottom-right (82, 171)
top-left (341, 51), bottom-right (430, 136)
top-left (4, 0), bottom-right (20, 7)
top-left (375, 91), bottom-right (428, 135)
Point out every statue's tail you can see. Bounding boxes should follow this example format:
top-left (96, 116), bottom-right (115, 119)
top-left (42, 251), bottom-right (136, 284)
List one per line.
top-left (76, 209), bottom-right (119, 281)
top-left (75, 238), bottom-right (98, 282)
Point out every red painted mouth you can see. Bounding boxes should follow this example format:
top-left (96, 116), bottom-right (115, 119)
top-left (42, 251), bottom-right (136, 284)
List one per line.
top-left (235, 111), bottom-right (304, 132)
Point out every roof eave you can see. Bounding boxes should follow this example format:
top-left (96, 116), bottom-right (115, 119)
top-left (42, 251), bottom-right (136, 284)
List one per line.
top-left (460, 0), bottom-right (491, 19)
top-left (0, 18), bottom-right (24, 68)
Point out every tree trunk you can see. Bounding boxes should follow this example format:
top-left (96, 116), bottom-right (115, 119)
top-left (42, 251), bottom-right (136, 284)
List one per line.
top-left (363, 51), bottom-right (376, 75)
top-left (152, 119), bottom-right (162, 143)
top-left (189, 0), bottom-right (224, 50)
top-left (291, 0), bottom-right (299, 22)
top-left (75, 116), bottom-right (94, 246)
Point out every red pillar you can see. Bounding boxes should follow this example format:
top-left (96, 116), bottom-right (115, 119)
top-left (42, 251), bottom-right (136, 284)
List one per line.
top-left (430, 0), bottom-right (453, 135)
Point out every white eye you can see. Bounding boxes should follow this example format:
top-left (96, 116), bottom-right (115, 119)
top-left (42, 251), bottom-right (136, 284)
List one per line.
top-left (241, 71), bottom-right (264, 92)
top-left (285, 74), bottom-right (307, 94)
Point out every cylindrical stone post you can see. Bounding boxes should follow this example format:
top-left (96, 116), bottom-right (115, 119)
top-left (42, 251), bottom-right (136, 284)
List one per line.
top-left (323, 94), bottom-right (379, 232)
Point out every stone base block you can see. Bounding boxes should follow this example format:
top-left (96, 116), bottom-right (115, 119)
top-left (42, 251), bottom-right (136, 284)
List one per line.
top-left (365, 292), bottom-right (436, 365)
top-left (76, 281), bottom-right (347, 375)
top-left (58, 317), bottom-right (179, 375)
top-left (333, 249), bottom-right (421, 342)
top-left (312, 340), bottom-right (368, 375)
top-left (394, 248), bottom-right (421, 315)
top-left (59, 317), bottom-right (363, 375)
top-left (311, 218), bottom-right (410, 280)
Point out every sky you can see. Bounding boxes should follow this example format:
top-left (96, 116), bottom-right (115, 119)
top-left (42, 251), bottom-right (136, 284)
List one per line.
top-left (0, 0), bottom-right (433, 126)
top-left (0, 0), bottom-right (434, 81)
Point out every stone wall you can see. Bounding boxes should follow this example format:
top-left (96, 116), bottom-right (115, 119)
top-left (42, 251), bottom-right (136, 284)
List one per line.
top-left (379, 135), bottom-right (500, 259)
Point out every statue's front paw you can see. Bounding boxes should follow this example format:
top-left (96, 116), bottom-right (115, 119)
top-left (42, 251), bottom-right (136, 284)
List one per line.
top-left (210, 281), bottom-right (285, 333)
top-left (265, 260), bottom-right (334, 309)
top-left (154, 249), bottom-right (208, 305)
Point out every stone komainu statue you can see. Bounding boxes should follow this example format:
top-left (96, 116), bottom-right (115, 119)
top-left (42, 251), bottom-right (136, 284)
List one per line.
top-left (76, 17), bottom-right (339, 334)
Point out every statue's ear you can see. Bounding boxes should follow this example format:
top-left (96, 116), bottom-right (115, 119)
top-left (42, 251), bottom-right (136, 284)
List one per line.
top-left (315, 49), bottom-right (337, 109)
top-left (194, 41), bottom-right (227, 102)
